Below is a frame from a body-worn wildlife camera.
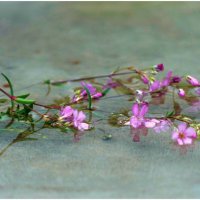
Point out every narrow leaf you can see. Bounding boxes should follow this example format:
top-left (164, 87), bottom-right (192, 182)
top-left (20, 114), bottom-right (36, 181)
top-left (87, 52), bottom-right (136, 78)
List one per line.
top-left (17, 93), bottom-right (30, 99)
top-left (1, 73), bottom-right (14, 108)
top-left (83, 86), bottom-right (92, 110)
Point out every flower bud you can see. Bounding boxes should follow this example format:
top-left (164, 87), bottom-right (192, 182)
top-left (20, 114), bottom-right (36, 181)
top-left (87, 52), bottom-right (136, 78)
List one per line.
top-left (154, 63), bottom-right (164, 72)
top-left (178, 88), bottom-right (185, 98)
top-left (186, 75), bottom-right (200, 86)
top-left (172, 76), bottom-right (182, 83)
top-left (141, 74), bottom-right (149, 84)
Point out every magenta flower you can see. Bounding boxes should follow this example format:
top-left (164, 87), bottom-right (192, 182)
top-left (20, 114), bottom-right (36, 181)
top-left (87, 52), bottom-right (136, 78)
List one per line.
top-left (154, 63), bottom-right (164, 72)
top-left (73, 110), bottom-right (89, 131)
top-left (186, 76), bottom-right (200, 86)
top-left (178, 88), bottom-right (185, 98)
top-left (130, 102), bottom-right (157, 128)
top-left (172, 123), bottom-right (197, 145)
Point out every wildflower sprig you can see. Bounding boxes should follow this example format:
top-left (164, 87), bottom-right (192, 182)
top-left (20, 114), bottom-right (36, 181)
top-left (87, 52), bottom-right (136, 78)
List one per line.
top-left (0, 63), bottom-right (200, 151)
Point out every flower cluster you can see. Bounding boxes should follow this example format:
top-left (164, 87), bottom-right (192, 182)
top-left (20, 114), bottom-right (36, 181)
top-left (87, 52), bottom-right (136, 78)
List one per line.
top-left (59, 106), bottom-right (89, 131)
top-left (1, 63), bottom-right (199, 148)
top-left (128, 102), bottom-right (197, 145)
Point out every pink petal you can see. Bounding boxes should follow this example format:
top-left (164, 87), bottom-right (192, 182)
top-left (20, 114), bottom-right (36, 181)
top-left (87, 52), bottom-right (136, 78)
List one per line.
top-left (130, 116), bottom-right (142, 128)
top-left (92, 92), bottom-right (102, 99)
top-left (162, 78), bottom-right (170, 87)
top-left (177, 138), bottom-right (184, 145)
top-left (166, 71), bottom-right (173, 79)
top-left (185, 127), bottom-right (197, 138)
top-left (132, 103), bottom-right (139, 116)
top-left (172, 131), bottom-right (179, 140)
top-left (144, 121), bottom-right (156, 128)
top-left (139, 103), bottom-right (149, 117)
top-left (178, 123), bottom-right (187, 132)
top-left (150, 80), bottom-right (160, 91)
top-left (60, 106), bottom-right (74, 118)
top-left (183, 137), bottom-right (193, 145)
top-left (77, 111), bottom-right (86, 121)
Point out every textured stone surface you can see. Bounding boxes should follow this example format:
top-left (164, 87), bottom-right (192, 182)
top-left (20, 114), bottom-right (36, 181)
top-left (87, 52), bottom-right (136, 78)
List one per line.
top-left (0, 2), bottom-right (200, 198)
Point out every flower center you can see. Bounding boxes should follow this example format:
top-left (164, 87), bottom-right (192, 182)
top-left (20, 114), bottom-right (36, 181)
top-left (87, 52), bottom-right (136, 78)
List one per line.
top-left (179, 132), bottom-right (185, 139)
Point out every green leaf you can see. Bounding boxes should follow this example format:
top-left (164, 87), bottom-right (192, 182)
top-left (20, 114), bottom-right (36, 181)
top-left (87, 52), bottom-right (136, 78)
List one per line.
top-left (166, 110), bottom-right (175, 117)
top-left (15, 97), bottom-right (35, 105)
top-left (17, 93), bottom-right (30, 99)
top-left (43, 79), bottom-right (51, 84)
top-left (83, 86), bottom-right (92, 110)
top-left (102, 88), bottom-right (111, 96)
top-left (1, 73), bottom-right (14, 96)
top-left (1, 73), bottom-right (14, 108)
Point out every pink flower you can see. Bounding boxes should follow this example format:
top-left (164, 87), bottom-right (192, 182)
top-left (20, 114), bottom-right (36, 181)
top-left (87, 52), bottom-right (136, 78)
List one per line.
top-left (73, 110), bottom-right (89, 131)
top-left (186, 76), bottom-right (200, 86)
top-left (178, 88), bottom-right (185, 98)
top-left (59, 106), bottom-right (74, 120)
top-left (59, 106), bottom-right (89, 131)
top-left (130, 102), bottom-right (158, 128)
top-left (172, 123), bottom-right (197, 145)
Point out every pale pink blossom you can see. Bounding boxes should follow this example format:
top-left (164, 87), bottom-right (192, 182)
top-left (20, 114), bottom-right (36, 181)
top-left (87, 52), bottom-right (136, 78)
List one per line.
top-left (59, 106), bottom-right (89, 131)
top-left (130, 102), bottom-right (158, 128)
top-left (73, 110), bottom-right (89, 131)
top-left (172, 123), bottom-right (197, 145)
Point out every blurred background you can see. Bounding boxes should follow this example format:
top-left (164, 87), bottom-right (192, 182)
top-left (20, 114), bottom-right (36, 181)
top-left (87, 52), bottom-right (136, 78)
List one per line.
top-left (0, 2), bottom-right (200, 87)
top-left (0, 2), bottom-right (200, 198)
